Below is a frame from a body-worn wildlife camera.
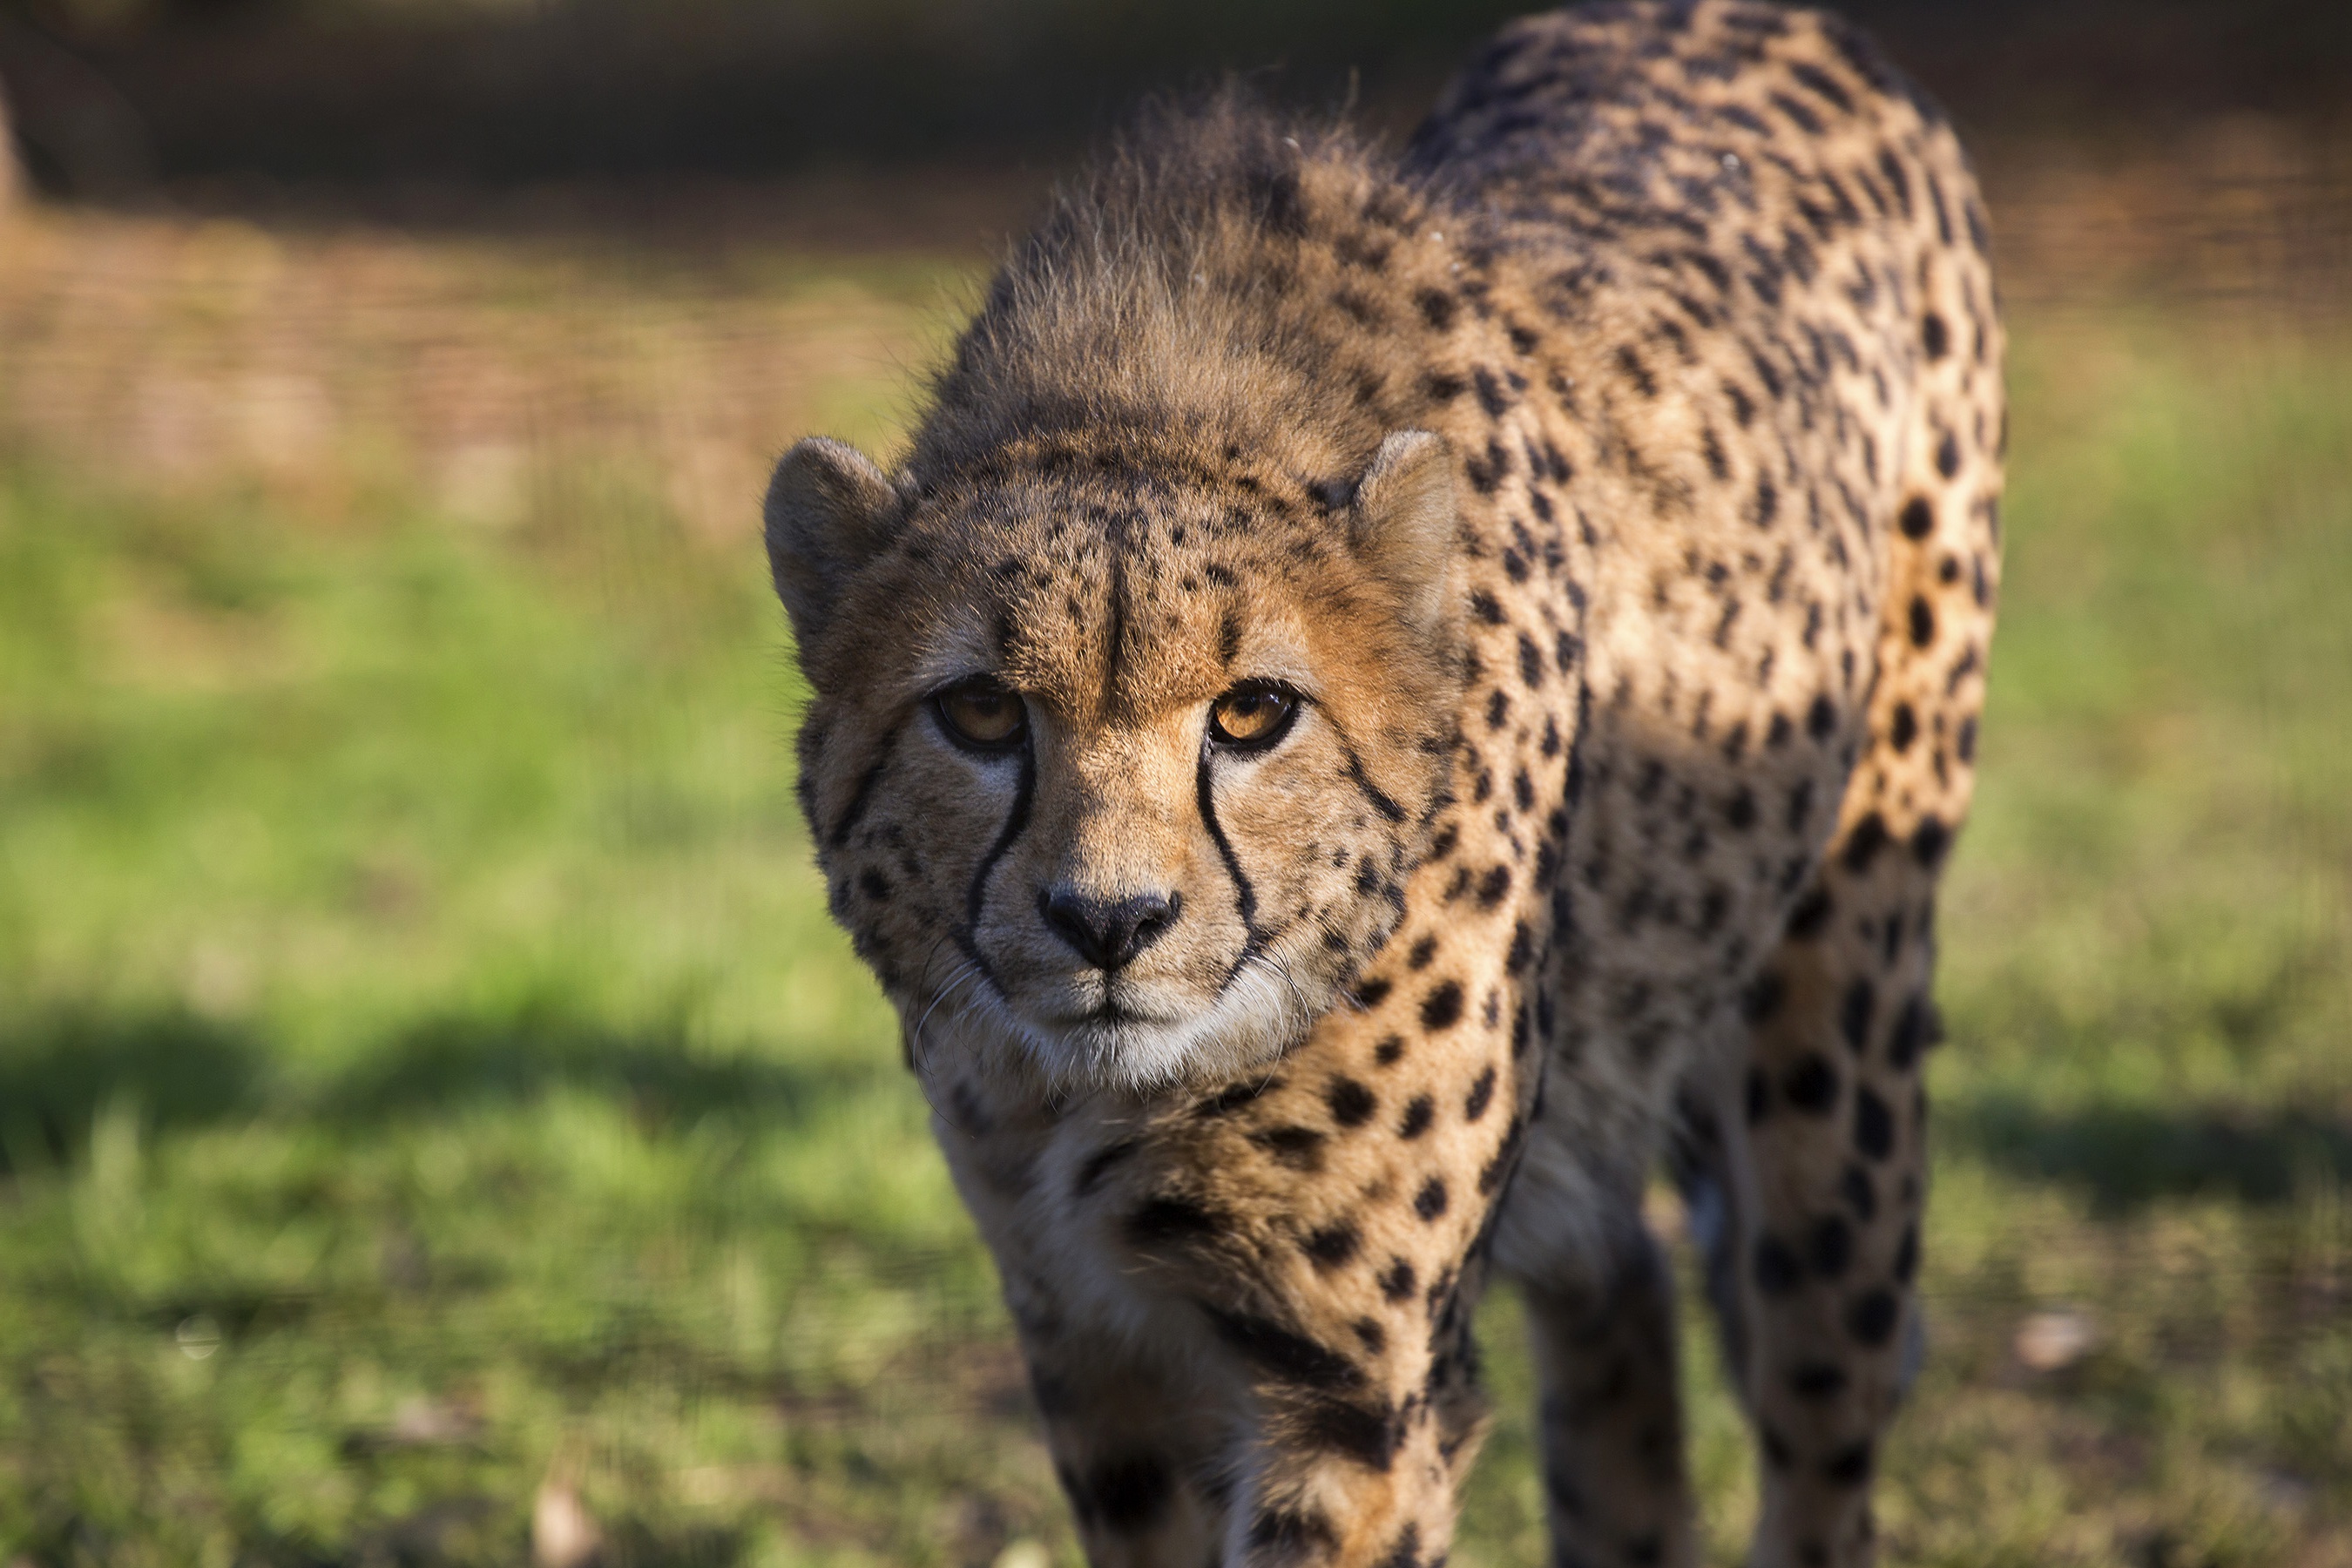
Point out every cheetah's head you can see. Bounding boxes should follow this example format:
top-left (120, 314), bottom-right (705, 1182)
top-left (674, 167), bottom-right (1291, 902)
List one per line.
top-left (766, 429), bottom-right (1463, 1093)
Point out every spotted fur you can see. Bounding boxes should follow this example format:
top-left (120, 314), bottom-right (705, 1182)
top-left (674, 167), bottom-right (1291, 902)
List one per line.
top-left (763, 3), bottom-right (2002, 1564)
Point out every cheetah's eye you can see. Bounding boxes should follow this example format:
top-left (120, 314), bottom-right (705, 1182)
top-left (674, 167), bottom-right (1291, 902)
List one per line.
top-left (935, 679), bottom-right (1028, 750)
top-left (1208, 683), bottom-right (1301, 751)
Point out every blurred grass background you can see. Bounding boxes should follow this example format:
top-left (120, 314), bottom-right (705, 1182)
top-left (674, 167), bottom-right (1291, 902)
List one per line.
top-left (3, 3), bottom-right (2352, 1565)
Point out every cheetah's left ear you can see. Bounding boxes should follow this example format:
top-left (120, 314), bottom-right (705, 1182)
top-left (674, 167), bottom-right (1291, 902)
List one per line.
top-left (764, 436), bottom-right (900, 663)
top-left (1347, 430), bottom-right (1459, 641)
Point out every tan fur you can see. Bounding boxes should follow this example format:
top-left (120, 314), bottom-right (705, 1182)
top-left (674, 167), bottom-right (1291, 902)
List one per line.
top-left (765, 4), bottom-right (2003, 1564)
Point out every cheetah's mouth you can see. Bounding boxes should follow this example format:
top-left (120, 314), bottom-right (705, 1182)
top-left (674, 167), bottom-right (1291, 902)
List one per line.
top-left (931, 951), bottom-right (1321, 1094)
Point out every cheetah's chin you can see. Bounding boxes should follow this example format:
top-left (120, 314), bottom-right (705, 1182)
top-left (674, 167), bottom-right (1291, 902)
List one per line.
top-left (916, 955), bottom-right (1320, 1098)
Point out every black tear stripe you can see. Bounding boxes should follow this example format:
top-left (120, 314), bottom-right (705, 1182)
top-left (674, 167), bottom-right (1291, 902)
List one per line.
top-left (828, 723), bottom-right (903, 848)
top-left (963, 743), bottom-right (1038, 946)
top-left (1198, 740), bottom-right (1267, 968)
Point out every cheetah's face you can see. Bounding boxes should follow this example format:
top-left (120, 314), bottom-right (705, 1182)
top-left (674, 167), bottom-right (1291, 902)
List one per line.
top-left (766, 432), bottom-right (1464, 1092)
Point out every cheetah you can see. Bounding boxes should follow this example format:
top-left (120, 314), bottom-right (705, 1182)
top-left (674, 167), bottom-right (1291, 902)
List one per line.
top-left (761, 3), bottom-right (2003, 1564)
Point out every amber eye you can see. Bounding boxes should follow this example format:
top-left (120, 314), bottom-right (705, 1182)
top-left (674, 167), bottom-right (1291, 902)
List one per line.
top-left (1208, 684), bottom-right (1301, 750)
top-left (935, 680), bottom-right (1028, 749)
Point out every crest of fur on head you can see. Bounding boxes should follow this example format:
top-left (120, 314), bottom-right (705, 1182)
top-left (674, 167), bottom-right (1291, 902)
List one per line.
top-left (765, 97), bottom-right (1469, 1094)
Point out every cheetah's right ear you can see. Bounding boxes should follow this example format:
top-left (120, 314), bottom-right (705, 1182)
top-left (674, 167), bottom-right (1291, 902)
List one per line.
top-left (764, 436), bottom-right (900, 658)
top-left (1347, 430), bottom-right (1459, 642)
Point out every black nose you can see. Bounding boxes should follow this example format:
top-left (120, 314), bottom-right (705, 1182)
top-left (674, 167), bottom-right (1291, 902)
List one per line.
top-left (1040, 887), bottom-right (1180, 972)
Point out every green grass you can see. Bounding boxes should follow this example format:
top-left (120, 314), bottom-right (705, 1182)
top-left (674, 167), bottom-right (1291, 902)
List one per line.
top-left (2, 296), bottom-right (2349, 1567)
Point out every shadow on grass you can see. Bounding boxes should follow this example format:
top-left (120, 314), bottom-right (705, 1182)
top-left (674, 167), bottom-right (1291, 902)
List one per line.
top-left (0, 1002), bottom-right (894, 1175)
top-left (1950, 1092), bottom-right (2352, 1212)
top-left (319, 1010), bottom-right (891, 1134)
top-left (0, 1006), bottom-right (262, 1175)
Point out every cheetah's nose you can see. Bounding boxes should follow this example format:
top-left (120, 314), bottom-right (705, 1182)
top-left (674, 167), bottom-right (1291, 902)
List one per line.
top-left (1039, 887), bottom-right (1181, 972)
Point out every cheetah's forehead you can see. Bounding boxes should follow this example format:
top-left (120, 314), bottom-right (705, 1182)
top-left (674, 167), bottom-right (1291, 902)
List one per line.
top-left (894, 475), bottom-right (1335, 726)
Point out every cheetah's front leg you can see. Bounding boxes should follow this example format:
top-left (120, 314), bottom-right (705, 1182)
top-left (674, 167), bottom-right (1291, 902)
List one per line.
top-left (1216, 1268), bottom-right (1490, 1568)
top-left (1012, 1317), bottom-right (1233, 1567)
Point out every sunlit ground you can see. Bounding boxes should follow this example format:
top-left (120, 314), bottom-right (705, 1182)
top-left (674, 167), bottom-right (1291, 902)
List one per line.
top-left (2, 144), bottom-right (2350, 1565)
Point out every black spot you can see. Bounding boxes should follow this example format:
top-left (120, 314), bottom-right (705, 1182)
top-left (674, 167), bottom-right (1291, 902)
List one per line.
top-left (1788, 886), bottom-right (1834, 937)
top-left (1807, 692), bottom-right (1837, 741)
top-left (1477, 864), bottom-right (1512, 907)
top-left (1416, 287), bottom-right (1459, 331)
top-left (1751, 475), bottom-right (1779, 529)
top-left (1894, 1221), bottom-right (1920, 1282)
top-left (1251, 1125), bottom-right (1328, 1171)
top-left (1790, 1360), bottom-right (1848, 1400)
top-left (1848, 1288), bottom-right (1901, 1346)
top-left (1475, 365), bottom-right (1514, 418)
top-left (1468, 588), bottom-right (1506, 625)
top-left (1855, 1085), bottom-right (1896, 1159)
top-left (1727, 787), bottom-right (1759, 830)
top-left (858, 868), bottom-right (891, 901)
top-left (1615, 343), bottom-right (1658, 397)
top-left (1127, 1195), bottom-right (1220, 1247)
top-left (1909, 595), bottom-right (1936, 647)
top-left (1207, 1309), bottom-right (1362, 1391)
top-left (1353, 1317), bottom-right (1388, 1354)
top-left (1506, 921), bottom-right (1536, 974)
top-left (1809, 1214), bottom-right (1855, 1279)
top-left (1824, 1440), bottom-right (1874, 1486)
top-left (1921, 312), bottom-right (1950, 361)
top-left (1783, 1054), bottom-right (1839, 1112)
top-left (1415, 1177), bottom-right (1450, 1221)
top-left (1464, 1066), bottom-right (1497, 1123)
top-left (1889, 702), bottom-right (1918, 752)
top-left (1792, 60), bottom-right (1856, 112)
top-left (1303, 1221), bottom-right (1362, 1268)
top-left (1840, 977), bottom-right (1876, 1053)
top-left (1936, 431), bottom-right (1961, 478)
top-left (1421, 981), bottom-right (1464, 1030)
top-left (1355, 977), bottom-right (1393, 1009)
top-left (1912, 815), bottom-right (1951, 867)
top-left (1377, 1521), bottom-right (1423, 1568)
top-left (1742, 969), bottom-right (1788, 1024)
top-left (1399, 1095), bottom-right (1435, 1139)
top-left (1375, 1034), bottom-right (1407, 1066)
top-left (1518, 632), bottom-right (1546, 687)
top-left (1898, 495), bottom-right (1934, 540)
top-left (1842, 812), bottom-right (1890, 873)
top-left (1423, 370), bottom-right (1467, 404)
top-left (1248, 1508), bottom-right (1339, 1558)
top-left (1379, 1258), bottom-right (1417, 1302)
top-left (1327, 1078), bottom-right (1378, 1128)
top-left (1754, 1235), bottom-right (1801, 1295)
top-left (1084, 1454), bottom-right (1174, 1532)
top-left (1195, 1077), bottom-right (1282, 1118)
top-left (1888, 995), bottom-right (1930, 1071)
top-left (1301, 1395), bottom-right (1405, 1471)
